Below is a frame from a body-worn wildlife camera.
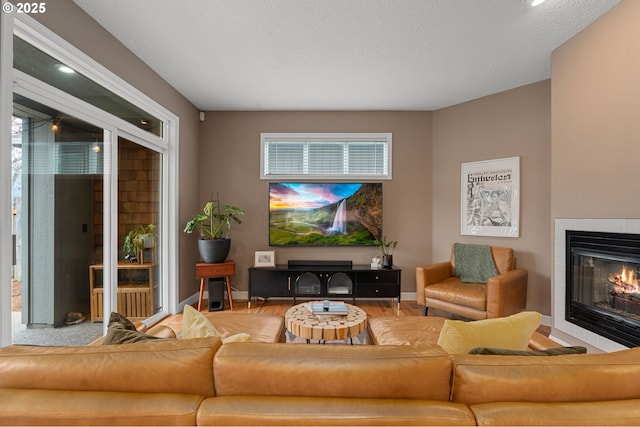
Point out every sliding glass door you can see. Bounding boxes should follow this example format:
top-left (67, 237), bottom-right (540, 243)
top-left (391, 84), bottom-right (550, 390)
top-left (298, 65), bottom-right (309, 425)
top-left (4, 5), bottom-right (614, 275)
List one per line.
top-left (11, 95), bottom-right (106, 344)
top-left (114, 137), bottom-right (163, 324)
top-left (2, 14), bottom-right (178, 346)
top-left (10, 96), bottom-right (166, 346)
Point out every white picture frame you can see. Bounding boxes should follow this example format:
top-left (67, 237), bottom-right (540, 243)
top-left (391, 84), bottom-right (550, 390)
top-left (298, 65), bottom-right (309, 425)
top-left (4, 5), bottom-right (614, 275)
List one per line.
top-left (254, 250), bottom-right (276, 267)
top-left (461, 156), bottom-right (520, 237)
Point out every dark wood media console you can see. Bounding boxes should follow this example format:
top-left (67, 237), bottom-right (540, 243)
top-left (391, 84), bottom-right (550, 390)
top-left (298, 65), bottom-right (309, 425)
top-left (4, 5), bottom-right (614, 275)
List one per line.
top-left (247, 260), bottom-right (401, 308)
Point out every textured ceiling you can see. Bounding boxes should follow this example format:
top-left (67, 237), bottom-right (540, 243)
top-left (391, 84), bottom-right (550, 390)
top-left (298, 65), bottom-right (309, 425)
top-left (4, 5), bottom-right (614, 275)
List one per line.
top-left (72, 0), bottom-right (620, 111)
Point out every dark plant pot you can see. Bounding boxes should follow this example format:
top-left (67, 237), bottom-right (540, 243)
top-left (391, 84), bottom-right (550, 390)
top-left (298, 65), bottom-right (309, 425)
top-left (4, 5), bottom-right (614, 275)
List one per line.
top-left (382, 255), bottom-right (393, 268)
top-left (198, 238), bottom-right (231, 264)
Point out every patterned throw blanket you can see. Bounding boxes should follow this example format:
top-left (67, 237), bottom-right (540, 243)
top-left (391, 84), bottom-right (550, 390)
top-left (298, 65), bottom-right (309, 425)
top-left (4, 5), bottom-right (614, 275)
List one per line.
top-left (454, 242), bottom-right (498, 283)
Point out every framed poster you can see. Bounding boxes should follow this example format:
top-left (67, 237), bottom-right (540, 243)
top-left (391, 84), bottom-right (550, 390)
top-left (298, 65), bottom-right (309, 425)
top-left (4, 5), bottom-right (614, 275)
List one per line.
top-left (461, 156), bottom-right (520, 237)
top-left (254, 250), bottom-right (276, 267)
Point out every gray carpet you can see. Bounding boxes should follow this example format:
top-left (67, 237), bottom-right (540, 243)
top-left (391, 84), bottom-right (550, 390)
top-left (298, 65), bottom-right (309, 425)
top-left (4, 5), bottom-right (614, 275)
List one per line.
top-left (11, 312), bottom-right (104, 346)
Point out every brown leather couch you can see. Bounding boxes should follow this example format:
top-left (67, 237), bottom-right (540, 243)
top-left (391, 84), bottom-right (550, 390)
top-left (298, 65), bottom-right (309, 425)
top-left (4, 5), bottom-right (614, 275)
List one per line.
top-left (3, 336), bottom-right (640, 425)
top-left (416, 245), bottom-right (528, 320)
top-left (89, 311), bottom-right (286, 345)
top-left (367, 315), bottom-right (559, 350)
top-left (0, 337), bottom-right (220, 426)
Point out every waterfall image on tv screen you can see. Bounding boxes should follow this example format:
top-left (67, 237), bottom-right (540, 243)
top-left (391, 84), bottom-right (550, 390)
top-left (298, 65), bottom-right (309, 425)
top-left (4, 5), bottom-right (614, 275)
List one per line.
top-left (269, 182), bottom-right (382, 246)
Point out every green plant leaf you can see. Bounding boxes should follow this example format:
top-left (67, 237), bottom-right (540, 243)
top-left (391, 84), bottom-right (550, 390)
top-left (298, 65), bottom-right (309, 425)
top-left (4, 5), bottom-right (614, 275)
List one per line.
top-left (183, 197), bottom-right (245, 239)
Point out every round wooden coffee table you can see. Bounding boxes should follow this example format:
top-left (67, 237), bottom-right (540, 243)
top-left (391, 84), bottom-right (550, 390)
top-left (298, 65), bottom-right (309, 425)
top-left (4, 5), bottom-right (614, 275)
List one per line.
top-left (285, 302), bottom-right (368, 344)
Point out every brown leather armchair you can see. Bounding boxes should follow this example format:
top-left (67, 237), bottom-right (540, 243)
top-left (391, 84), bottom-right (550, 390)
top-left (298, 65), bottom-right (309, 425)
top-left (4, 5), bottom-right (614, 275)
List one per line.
top-left (416, 244), bottom-right (527, 320)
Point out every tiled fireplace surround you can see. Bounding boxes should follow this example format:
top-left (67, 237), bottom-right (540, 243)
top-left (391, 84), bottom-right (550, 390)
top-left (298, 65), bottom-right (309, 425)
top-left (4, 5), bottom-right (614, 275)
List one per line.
top-left (554, 219), bottom-right (640, 352)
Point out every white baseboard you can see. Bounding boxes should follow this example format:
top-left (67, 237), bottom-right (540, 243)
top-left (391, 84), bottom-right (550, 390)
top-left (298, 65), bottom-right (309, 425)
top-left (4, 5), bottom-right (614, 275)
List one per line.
top-left (540, 314), bottom-right (552, 327)
top-left (402, 292), bottom-right (417, 302)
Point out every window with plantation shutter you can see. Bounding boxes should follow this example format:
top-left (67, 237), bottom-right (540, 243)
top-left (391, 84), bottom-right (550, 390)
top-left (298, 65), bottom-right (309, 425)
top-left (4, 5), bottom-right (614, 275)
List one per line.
top-left (261, 133), bottom-right (392, 179)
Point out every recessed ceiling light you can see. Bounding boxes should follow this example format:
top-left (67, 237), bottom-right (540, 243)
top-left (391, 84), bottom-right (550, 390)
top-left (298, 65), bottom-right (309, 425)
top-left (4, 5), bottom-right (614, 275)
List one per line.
top-left (530, 0), bottom-right (547, 6)
top-left (55, 64), bottom-right (75, 74)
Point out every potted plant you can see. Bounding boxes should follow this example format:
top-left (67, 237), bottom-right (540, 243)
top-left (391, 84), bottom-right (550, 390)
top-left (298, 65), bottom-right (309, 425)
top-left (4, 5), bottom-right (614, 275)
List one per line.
top-left (374, 235), bottom-right (398, 268)
top-left (123, 224), bottom-right (157, 264)
top-left (184, 195), bottom-right (245, 263)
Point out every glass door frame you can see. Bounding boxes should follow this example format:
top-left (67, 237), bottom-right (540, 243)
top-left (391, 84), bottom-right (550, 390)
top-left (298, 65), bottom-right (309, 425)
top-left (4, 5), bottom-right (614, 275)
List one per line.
top-left (0, 7), bottom-right (14, 346)
top-left (1, 13), bottom-right (180, 345)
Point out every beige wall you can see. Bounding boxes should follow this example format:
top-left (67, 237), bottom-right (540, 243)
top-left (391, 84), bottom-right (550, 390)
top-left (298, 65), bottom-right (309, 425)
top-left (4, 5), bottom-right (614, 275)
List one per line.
top-left (27, 0), bottom-right (635, 320)
top-left (199, 111), bottom-right (432, 294)
top-left (30, 0), bottom-right (567, 316)
top-left (202, 98), bottom-right (552, 314)
top-left (552, 0), bottom-right (637, 218)
top-left (432, 81), bottom-right (552, 314)
top-left (551, 0), bottom-right (635, 336)
top-left (33, 0), bottom-right (202, 302)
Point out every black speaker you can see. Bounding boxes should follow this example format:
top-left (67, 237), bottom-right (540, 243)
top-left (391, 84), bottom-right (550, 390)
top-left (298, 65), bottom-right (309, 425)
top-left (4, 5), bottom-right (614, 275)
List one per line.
top-left (207, 278), bottom-right (225, 312)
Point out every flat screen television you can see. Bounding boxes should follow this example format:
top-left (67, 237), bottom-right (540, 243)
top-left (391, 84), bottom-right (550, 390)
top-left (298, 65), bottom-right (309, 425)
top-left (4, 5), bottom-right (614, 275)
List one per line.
top-left (269, 182), bottom-right (382, 246)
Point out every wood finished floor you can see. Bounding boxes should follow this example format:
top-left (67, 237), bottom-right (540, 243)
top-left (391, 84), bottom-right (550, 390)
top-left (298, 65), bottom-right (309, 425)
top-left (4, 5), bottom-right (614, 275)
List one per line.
top-left (157, 298), bottom-right (551, 337)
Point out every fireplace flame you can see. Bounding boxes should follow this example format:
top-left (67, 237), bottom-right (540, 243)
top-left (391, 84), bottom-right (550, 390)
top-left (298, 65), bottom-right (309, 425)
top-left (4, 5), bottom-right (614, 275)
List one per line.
top-left (609, 267), bottom-right (639, 294)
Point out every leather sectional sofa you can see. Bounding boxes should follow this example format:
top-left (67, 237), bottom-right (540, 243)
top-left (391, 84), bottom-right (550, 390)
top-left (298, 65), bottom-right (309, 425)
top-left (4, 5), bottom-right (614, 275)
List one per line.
top-left (367, 315), bottom-right (560, 350)
top-left (89, 311), bottom-right (287, 345)
top-left (2, 334), bottom-right (640, 425)
top-left (2, 312), bottom-right (640, 425)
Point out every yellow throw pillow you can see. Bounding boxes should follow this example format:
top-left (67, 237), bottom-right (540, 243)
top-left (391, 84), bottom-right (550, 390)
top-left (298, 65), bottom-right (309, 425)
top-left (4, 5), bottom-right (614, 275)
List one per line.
top-left (182, 305), bottom-right (251, 343)
top-left (436, 311), bottom-right (542, 354)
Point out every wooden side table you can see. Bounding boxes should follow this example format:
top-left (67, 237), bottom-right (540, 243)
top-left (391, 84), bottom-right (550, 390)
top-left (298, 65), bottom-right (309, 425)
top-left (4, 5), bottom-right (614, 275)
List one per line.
top-left (89, 263), bottom-right (154, 322)
top-left (196, 260), bottom-right (235, 311)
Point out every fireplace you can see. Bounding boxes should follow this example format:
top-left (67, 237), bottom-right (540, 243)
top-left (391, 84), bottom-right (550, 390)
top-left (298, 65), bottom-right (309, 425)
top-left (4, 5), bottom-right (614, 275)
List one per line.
top-left (566, 230), bottom-right (640, 347)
